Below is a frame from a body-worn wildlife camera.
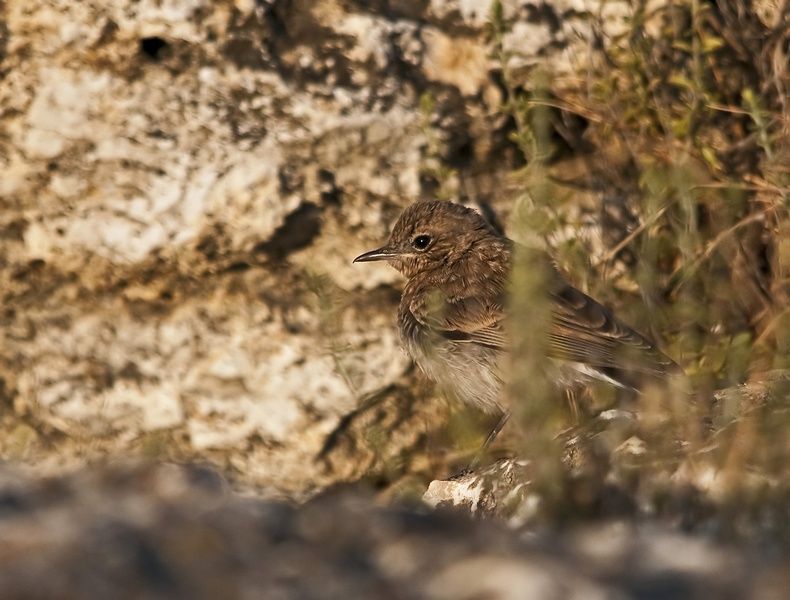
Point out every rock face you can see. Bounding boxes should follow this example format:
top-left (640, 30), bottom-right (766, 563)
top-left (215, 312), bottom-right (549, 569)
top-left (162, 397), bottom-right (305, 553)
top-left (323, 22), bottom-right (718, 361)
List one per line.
top-left (0, 1), bottom-right (638, 495)
top-left (0, 462), bottom-right (784, 599)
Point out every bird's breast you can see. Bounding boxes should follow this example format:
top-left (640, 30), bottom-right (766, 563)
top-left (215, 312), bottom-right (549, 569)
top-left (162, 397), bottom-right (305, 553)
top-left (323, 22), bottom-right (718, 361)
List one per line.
top-left (397, 302), bottom-right (504, 415)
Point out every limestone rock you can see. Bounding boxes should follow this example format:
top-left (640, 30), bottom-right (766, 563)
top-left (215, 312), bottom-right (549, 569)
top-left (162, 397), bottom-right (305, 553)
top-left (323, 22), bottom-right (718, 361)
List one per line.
top-left (0, 0), bottom-right (669, 497)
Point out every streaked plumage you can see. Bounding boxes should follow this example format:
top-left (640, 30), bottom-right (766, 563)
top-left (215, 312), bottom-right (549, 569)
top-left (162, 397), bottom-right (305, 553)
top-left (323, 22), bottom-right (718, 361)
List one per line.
top-left (354, 200), bottom-right (679, 415)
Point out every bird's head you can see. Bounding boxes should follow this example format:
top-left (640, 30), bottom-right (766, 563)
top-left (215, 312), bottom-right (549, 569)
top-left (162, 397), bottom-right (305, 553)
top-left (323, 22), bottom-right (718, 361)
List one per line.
top-left (353, 200), bottom-right (503, 278)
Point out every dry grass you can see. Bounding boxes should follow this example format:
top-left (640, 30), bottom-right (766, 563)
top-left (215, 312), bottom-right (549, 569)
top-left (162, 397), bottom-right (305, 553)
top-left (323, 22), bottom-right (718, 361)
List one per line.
top-left (480, 0), bottom-right (790, 543)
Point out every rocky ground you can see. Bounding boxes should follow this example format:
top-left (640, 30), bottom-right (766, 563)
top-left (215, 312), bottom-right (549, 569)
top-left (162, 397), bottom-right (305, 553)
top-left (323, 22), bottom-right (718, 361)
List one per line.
top-left (0, 462), bottom-right (786, 599)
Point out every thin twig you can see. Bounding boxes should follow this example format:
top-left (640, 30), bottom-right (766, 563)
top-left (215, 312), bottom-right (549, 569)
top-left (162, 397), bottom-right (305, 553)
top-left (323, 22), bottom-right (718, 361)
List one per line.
top-left (690, 182), bottom-right (790, 194)
top-left (705, 102), bottom-right (752, 115)
top-left (753, 306), bottom-right (790, 347)
top-left (670, 208), bottom-right (776, 294)
top-left (524, 100), bottom-right (604, 123)
top-left (596, 205), bottom-right (669, 267)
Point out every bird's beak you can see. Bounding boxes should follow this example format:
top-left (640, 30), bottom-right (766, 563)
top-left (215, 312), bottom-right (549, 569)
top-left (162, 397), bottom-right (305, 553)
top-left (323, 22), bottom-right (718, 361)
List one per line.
top-left (353, 246), bottom-right (399, 263)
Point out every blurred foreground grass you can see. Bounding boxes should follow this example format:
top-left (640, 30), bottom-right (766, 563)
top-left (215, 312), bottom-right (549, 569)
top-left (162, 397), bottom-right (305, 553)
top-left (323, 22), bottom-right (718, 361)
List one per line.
top-left (487, 0), bottom-right (790, 543)
top-left (305, 0), bottom-right (790, 547)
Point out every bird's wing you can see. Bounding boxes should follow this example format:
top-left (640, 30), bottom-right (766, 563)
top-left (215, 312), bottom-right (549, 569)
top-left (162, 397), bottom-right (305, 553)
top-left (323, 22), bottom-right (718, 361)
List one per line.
top-left (547, 276), bottom-right (677, 378)
top-left (409, 292), bottom-right (508, 350)
top-left (409, 270), bottom-right (677, 381)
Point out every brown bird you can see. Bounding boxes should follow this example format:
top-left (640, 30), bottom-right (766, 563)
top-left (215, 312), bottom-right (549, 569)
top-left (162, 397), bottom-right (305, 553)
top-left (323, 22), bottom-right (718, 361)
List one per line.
top-left (354, 200), bottom-right (679, 438)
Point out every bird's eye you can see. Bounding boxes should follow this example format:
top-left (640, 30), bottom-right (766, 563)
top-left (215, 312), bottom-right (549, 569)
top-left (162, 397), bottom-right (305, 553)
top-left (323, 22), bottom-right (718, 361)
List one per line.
top-left (412, 235), bottom-right (431, 250)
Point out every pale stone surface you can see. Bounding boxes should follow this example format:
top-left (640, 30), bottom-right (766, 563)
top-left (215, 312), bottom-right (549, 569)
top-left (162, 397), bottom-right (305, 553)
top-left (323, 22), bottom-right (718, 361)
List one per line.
top-left (424, 459), bottom-right (540, 526)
